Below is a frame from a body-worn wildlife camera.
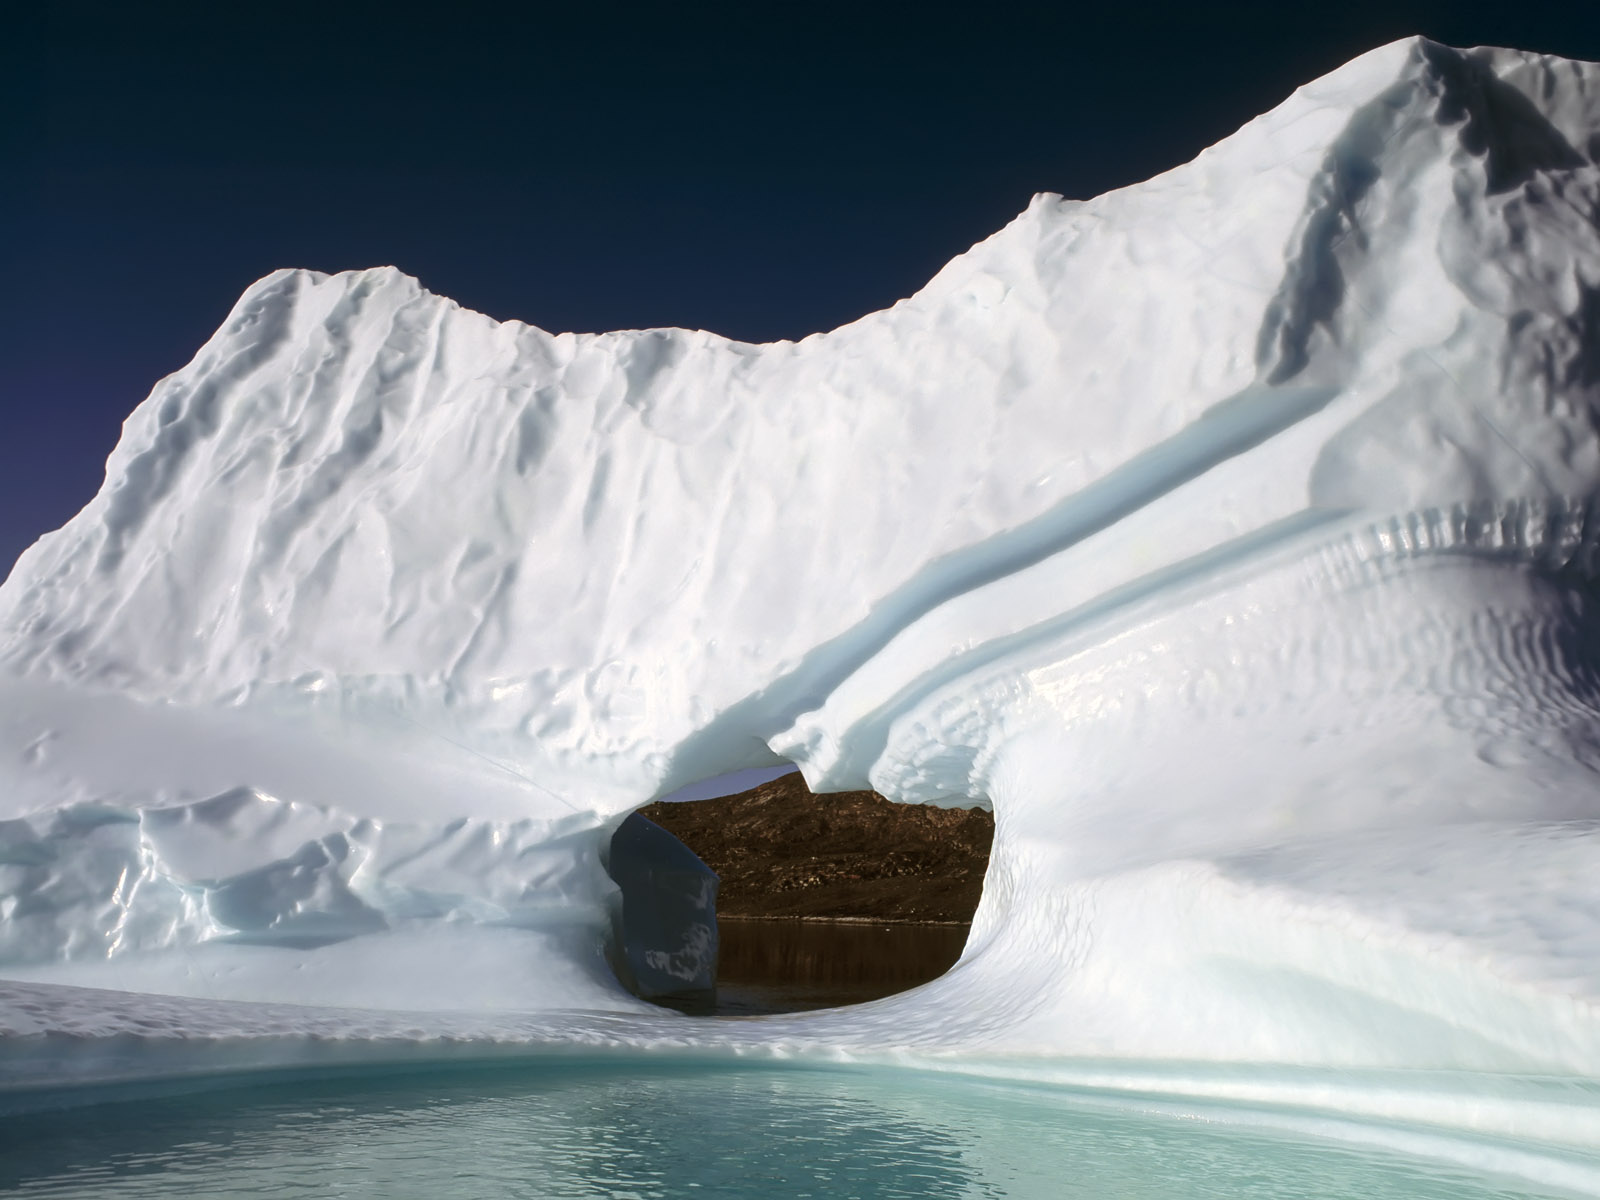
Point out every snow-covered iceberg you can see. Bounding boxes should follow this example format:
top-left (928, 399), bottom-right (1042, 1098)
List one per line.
top-left (3, 34), bottom-right (1600, 1161)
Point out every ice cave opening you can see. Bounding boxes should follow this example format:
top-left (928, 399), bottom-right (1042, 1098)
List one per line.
top-left (607, 769), bottom-right (994, 1016)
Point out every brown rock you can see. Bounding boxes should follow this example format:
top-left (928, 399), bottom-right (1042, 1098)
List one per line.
top-left (639, 772), bottom-right (993, 923)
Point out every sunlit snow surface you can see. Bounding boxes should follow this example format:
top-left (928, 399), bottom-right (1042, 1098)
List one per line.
top-left (4, 34), bottom-right (1600, 1193)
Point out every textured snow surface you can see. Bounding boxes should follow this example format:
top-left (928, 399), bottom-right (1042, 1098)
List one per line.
top-left (4, 36), bottom-right (1600, 1155)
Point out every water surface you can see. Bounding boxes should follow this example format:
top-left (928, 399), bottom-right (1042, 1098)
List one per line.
top-left (1, 1061), bottom-right (1582, 1199)
top-left (711, 919), bottom-right (969, 1015)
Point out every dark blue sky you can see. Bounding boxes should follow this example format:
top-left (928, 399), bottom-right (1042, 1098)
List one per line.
top-left (6, 2), bottom-right (1600, 574)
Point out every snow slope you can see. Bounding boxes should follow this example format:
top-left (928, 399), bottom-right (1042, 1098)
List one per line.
top-left (3, 35), bottom-right (1600, 1155)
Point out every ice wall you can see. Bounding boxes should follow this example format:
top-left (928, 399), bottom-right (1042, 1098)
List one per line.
top-left (3, 36), bottom-right (1600, 1123)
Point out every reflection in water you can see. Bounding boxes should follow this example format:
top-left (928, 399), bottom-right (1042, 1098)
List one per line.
top-left (709, 919), bottom-right (969, 1015)
top-left (0, 1062), bottom-right (1573, 1199)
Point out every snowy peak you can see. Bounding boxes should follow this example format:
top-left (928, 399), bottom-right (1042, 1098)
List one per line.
top-left (1, 40), bottom-right (1599, 804)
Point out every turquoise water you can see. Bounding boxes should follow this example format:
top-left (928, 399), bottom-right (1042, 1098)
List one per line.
top-left (0, 1061), bottom-right (1583, 1199)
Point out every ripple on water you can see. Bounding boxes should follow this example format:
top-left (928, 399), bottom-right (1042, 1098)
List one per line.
top-left (1, 1062), bottom-right (1592, 1200)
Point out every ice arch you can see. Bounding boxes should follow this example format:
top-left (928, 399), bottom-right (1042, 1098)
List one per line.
top-left (3, 38), bottom-right (1600, 1147)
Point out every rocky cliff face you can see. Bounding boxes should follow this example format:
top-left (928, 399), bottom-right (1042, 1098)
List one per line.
top-left (640, 772), bottom-right (992, 922)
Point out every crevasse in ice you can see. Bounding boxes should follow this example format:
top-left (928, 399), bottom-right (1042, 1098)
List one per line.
top-left (3, 36), bottom-right (1600, 1155)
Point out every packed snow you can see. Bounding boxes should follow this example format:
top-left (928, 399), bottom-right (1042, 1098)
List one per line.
top-left (3, 34), bottom-right (1600, 1168)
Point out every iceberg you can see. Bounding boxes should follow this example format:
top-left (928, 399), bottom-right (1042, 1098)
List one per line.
top-left (2, 34), bottom-right (1600, 1172)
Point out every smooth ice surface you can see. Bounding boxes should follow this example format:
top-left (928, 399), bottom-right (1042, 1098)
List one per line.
top-left (4, 34), bottom-right (1600, 1183)
top-left (606, 814), bottom-right (718, 1001)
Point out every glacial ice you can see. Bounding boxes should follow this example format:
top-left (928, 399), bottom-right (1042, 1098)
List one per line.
top-left (3, 34), bottom-right (1600, 1174)
top-left (606, 813), bottom-right (718, 1003)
